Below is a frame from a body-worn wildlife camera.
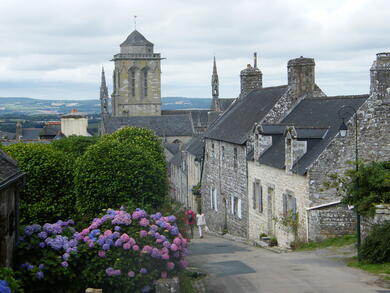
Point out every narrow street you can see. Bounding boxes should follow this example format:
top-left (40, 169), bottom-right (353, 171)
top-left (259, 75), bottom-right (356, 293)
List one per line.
top-left (188, 234), bottom-right (390, 293)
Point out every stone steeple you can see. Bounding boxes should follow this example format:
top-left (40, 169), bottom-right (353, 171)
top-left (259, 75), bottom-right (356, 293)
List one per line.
top-left (100, 67), bottom-right (109, 117)
top-left (211, 56), bottom-right (220, 112)
top-left (111, 29), bottom-right (163, 117)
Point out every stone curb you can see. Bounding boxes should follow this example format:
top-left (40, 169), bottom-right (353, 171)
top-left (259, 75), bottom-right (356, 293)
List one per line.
top-left (203, 231), bottom-right (289, 253)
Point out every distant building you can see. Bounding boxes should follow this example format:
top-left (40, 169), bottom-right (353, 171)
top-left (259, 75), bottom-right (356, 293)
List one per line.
top-left (61, 109), bottom-right (91, 137)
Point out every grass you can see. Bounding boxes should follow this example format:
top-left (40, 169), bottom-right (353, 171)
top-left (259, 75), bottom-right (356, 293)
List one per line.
top-left (348, 258), bottom-right (390, 279)
top-left (179, 271), bottom-right (196, 293)
top-left (292, 234), bottom-right (356, 251)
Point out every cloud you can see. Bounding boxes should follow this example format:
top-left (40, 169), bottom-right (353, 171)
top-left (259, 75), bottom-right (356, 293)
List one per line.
top-left (0, 0), bottom-right (388, 99)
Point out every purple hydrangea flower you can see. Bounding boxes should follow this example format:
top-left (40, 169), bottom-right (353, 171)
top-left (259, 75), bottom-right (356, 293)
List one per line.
top-left (140, 230), bottom-right (148, 238)
top-left (139, 218), bottom-right (149, 227)
top-left (167, 215), bottom-right (176, 222)
top-left (141, 286), bottom-right (152, 293)
top-left (35, 271), bottom-right (44, 280)
top-left (139, 268), bottom-right (148, 274)
top-left (151, 248), bottom-right (161, 259)
top-left (31, 224), bottom-right (41, 232)
top-left (127, 271), bottom-right (135, 277)
top-left (24, 226), bottom-right (34, 236)
top-left (61, 261), bottom-right (68, 268)
top-left (39, 242), bottom-right (46, 248)
top-left (62, 253), bottom-right (70, 261)
top-left (38, 264), bottom-right (45, 270)
top-left (102, 244), bottom-right (110, 250)
top-left (114, 226), bottom-right (121, 231)
top-left (37, 231), bottom-right (47, 240)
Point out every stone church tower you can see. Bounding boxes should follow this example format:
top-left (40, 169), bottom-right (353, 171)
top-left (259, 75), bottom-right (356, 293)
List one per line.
top-left (111, 30), bottom-right (163, 117)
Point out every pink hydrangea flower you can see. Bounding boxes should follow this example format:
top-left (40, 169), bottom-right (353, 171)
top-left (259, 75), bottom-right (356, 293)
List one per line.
top-left (173, 238), bottom-right (182, 246)
top-left (140, 230), bottom-right (148, 238)
top-left (81, 228), bottom-right (90, 236)
top-left (128, 238), bottom-right (136, 246)
top-left (123, 242), bottom-right (131, 250)
top-left (120, 233), bottom-right (130, 242)
top-left (179, 259), bottom-right (188, 269)
top-left (133, 245), bottom-right (140, 251)
top-left (161, 271), bottom-right (168, 279)
top-left (128, 271), bottom-right (135, 278)
top-left (104, 230), bottom-right (112, 237)
top-left (156, 238), bottom-right (163, 244)
top-left (162, 253), bottom-right (169, 260)
top-left (166, 262), bottom-right (175, 270)
top-left (170, 244), bottom-right (178, 251)
top-left (139, 218), bottom-right (149, 227)
top-left (98, 251), bottom-right (106, 257)
top-left (142, 245), bottom-right (152, 254)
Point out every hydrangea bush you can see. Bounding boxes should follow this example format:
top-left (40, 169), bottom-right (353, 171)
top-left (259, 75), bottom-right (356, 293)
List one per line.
top-left (16, 208), bottom-right (188, 293)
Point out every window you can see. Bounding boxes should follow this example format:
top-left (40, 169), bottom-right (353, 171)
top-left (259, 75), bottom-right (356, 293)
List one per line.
top-left (231, 196), bottom-right (241, 218)
top-left (282, 192), bottom-right (297, 219)
top-left (211, 143), bottom-right (215, 158)
top-left (221, 146), bottom-right (225, 160)
top-left (131, 71), bottom-right (136, 96)
top-left (253, 180), bottom-right (263, 212)
top-left (233, 147), bottom-right (238, 169)
top-left (143, 70), bottom-right (148, 97)
top-left (210, 188), bottom-right (218, 211)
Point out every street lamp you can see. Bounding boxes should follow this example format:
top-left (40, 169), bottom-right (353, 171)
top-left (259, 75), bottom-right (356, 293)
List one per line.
top-left (338, 105), bottom-right (361, 259)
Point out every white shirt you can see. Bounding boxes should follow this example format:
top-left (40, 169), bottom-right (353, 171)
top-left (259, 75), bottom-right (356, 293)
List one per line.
top-left (196, 214), bottom-right (206, 226)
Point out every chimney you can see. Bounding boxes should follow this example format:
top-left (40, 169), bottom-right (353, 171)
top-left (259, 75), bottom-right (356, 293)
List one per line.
top-left (285, 126), bottom-right (307, 174)
top-left (287, 56), bottom-right (315, 99)
top-left (240, 53), bottom-right (262, 98)
top-left (370, 52), bottom-right (390, 102)
top-left (16, 121), bottom-right (22, 140)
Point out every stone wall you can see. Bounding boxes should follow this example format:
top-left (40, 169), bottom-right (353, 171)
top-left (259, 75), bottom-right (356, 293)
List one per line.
top-left (201, 139), bottom-right (248, 238)
top-left (185, 152), bottom-right (201, 213)
top-left (361, 205), bottom-right (390, 239)
top-left (247, 162), bottom-right (309, 247)
top-left (307, 203), bottom-right (356, 241)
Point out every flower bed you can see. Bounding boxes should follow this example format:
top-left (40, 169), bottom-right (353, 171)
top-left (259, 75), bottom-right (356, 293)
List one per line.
top-left (16, 208), bottom-right (188, 293)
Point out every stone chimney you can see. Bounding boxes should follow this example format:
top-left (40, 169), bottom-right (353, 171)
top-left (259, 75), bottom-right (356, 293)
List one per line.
top-left (16, 121), bottom-right (22, 140)
top-left (370, 52), bottom-right (390, 102)
top-left (61, 109), bottom-right (90, 137)
top-left (240, 53), bottom-right (262, 98)
top-left (287, 56), bottom-right (315, 99)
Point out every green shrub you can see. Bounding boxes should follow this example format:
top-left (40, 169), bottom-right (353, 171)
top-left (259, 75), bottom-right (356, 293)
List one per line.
top-left (51, 135), bottom-right (99, 158)
top-left (0, 267), bottom-right (24, 292)
top-left (360, 221), bottom-right (390, 263)
top-left (269, 237), bottom-right (278, 247)
top-left (75, 127), bottom-right (168, 221)
top-left (3, 143), bottom-right (76, 224)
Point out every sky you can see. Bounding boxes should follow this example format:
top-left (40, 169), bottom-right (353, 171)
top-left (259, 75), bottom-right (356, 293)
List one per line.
top-left (0, 0), bottom-right (388, 100)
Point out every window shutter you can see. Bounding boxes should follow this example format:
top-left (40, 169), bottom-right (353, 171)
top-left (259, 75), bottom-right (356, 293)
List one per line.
top-left (215, 189), bottom-right (218, 211)
top-left (210, 189), bottom-right (213, 209)
top-left (283, 193), bottom-right (287, 217)
top-left (292, 197), bottom-right (297, 220)
top-left (253, 182), bottom-right (256, 209)
top-left (231, 196), bottom-right (234, 214)
top-left (238, 199), bottom-right (242, 219)
top-left (259, 186), bottom-right (263, 213)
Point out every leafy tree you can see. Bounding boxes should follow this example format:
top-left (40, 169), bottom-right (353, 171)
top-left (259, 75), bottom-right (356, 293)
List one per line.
top-left (51, 135), bottom-right (99, 158)
top-left (342, 161), bottom-right (390, 216)
top-left (75, 127), bottom-right (168, 221)
top-left (3, 143), bottom-right (75, 224)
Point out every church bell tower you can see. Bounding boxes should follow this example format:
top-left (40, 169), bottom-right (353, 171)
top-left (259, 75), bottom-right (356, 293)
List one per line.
top-left (111, 30), bottom-right (164, 117)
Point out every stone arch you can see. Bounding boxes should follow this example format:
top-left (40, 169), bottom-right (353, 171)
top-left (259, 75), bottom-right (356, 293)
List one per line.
top-left (128, 66), bottom-right (139, 97)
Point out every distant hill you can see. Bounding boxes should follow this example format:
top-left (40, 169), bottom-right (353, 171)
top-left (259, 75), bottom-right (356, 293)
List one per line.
top-left (0, 97), bottom-right (211, 115)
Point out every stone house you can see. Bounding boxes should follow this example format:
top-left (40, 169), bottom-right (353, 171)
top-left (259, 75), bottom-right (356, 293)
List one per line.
top-left (247, 52), bottom-right (390, 247)
top-left (201, 56), bottom-right (325, 238)
top-left (0, 149), bottom-right (24, 266)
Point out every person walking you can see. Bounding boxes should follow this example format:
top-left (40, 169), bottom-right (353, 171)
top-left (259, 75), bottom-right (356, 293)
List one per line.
top-left (185, 207), bottom-right (196, 238)
top-left (196, 212), bottom-right (206, 238)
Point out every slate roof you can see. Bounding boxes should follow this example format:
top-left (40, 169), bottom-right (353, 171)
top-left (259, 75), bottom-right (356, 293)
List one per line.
top-left (170, 150), bottom-right (183, 167)
top-left (162, 110), bottom-right (209, 128)
top-left (205, 86), bottom-right (288, 144)
top-left (105, 115), bottom-right (194, 137)
top-left (121, 30), bottom-right (153, 47)
top-left (164, 143), bottom-right (180, 156)
top-left (259, 95), bottom-right (369, 175)
top-left (21, 128), bottom-right (42, 140)
top-left (40, 124), bottom-right (60, 137)
top-left (0, 149), bottom-right (24, 190)
top-left (185, 136), bottom-right (204, 158)
top-left (219, 98), bottom-right (235, 111)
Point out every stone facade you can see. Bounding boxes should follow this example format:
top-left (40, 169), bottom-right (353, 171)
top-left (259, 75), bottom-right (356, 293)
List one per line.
top-left (361, 205), bottom-right (390, 239)
top-left (247, 161), bottom-right (309, 247)
top-left (202, 140), bottom-right (248, 237)
top-left (111, 30), bottom-right (163, 117)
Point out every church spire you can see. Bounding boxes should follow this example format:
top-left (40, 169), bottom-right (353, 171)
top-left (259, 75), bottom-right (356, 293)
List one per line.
top-left (100, 66), bottom-right (109, 117)
top-left (211, 56), bottom-right (220, 112)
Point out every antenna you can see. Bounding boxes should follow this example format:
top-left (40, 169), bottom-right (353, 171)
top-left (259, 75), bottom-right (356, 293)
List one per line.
top-left (134, 15), bottom-right (137, 30)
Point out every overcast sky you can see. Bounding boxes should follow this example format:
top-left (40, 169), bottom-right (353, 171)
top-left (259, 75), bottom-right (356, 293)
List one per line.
top-left (0, 0), bottom-right (388, 100)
